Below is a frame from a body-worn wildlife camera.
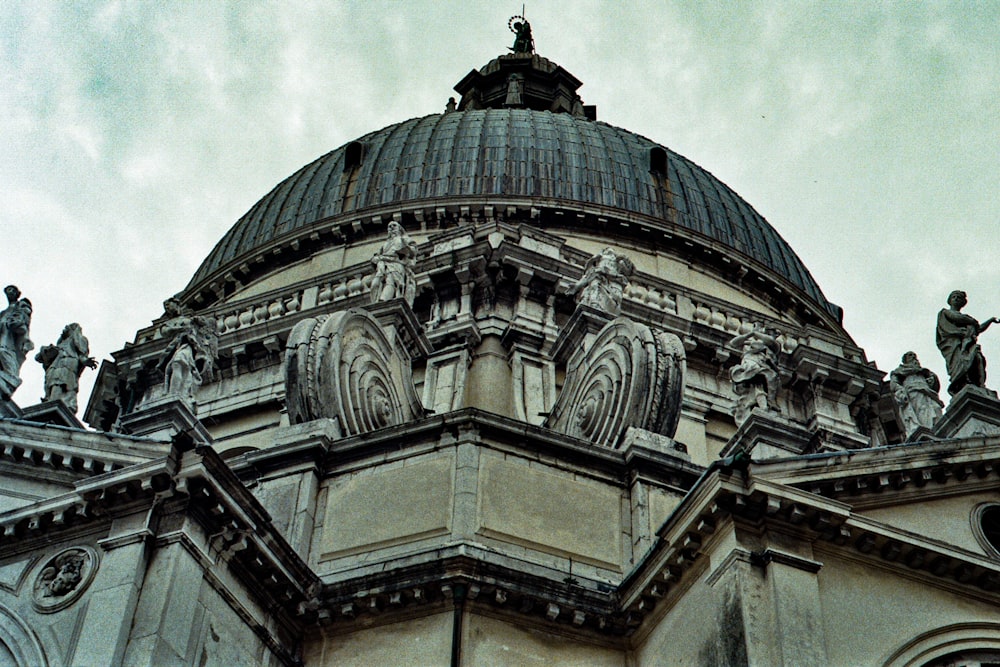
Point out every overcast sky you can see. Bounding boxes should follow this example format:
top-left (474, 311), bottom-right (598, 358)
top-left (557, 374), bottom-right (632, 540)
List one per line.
top-left (2, 1), bottom-right (998, 418)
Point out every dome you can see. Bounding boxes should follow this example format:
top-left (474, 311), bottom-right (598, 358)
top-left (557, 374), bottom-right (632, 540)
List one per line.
top-left (185, 59), bottom-right (840, 323)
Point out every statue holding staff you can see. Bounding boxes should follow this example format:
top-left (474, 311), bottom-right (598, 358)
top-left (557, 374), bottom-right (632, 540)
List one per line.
top-left (936, 290), bottom-right (999, 395)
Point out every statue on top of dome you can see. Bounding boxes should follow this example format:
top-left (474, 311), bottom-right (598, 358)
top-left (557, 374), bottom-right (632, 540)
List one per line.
top-left (727, 325), bottom-right (781, 424)
top-left (569, 247), bottom-right (635, 316)
top-left (509, 16), bottom-right (534, 54)
top-left (890, 351), bottom-right (943, 436)
top-left (0, 285), bottom-right (34, 402)
top-left (35, 323), bottom-right (96, 413)
top-left (370, 222), bottom-right (418, 307)
top-left (936, 290), bottom-right (999, 395)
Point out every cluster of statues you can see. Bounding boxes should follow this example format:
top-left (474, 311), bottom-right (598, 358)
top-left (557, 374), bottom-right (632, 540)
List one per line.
top-left (0, 285), bottom-right (97, 413)
top-left (0, 281), bottom-right (226, 416)
top-left (3, 228), bottom-right (999, 442)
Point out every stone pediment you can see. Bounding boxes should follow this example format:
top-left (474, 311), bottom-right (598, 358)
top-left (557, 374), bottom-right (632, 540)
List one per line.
top-left (619, 449), bottom-right (1000, 642)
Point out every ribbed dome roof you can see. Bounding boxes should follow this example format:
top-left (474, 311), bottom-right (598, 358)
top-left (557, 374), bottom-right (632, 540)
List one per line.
top-left (189, 109), bottom-right (837, 318)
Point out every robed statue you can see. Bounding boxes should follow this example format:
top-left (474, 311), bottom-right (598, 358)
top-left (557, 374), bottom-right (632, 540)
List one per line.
top-left (727, 326), bottom-right (781, 424)
top-left (157, 297), bottom-right (218, 407)
top-left (370, 222), bottom-right (418, 307)
top-left (568, 248), bottom-right (635, 316)
top-left (890, 351), bottom-right (943, 436)
top-left (509, 17), bottom-right (534, 54)
top-left (0, 285), bottom-right (34, 401)
top-left (936, 290), bottom-right (998, 395)
top-left (36, 323), bottom-right (97, 412)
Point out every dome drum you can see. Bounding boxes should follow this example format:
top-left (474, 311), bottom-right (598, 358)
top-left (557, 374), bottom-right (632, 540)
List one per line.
top-left (184, 198), bottom-right (841, 335)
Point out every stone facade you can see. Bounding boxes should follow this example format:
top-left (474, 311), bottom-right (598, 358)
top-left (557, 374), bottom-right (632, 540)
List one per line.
top-left (1, 34), bottom-right (999, 667)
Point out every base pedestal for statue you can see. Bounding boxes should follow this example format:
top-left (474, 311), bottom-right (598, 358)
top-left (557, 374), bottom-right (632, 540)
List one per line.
top-left (620, 427), bottom-right (690, 461)
top-left (119, 397), bottom-right (213, 444)
top-left (549, 305), bottom-right (612, 366)
top-left (720, 410), bottom-right (814, 461)
top-left (933, 385), bottom-right (1000, 439)
top-left (20, 401), bottom-right (84, 429)
top-left (365, 298), bottom-right (433, 360)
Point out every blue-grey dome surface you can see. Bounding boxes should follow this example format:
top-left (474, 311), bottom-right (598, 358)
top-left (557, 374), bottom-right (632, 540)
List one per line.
top-left (189, 109), bottom-right (835, 317)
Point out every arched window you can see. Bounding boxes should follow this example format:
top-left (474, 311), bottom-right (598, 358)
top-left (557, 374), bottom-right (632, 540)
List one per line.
top-left (344, 141), bottom-right (364, 171)
top-left (0, 602), bottom-right (48, 666)
top-left (972, 503), bottom-right (1000, 556)
top-left (884, 623), bottom-right (1000, 667)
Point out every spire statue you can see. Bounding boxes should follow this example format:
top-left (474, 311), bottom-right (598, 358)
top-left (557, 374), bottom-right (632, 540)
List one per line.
top-left (508, 16), bottom-right (534, 54)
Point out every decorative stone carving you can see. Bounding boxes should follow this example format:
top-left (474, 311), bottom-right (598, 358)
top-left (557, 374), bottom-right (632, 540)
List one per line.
top-left (284, 308), bottom-right (424, 434)
top-left (370, 222), bottom-right (418, 307)
top-left (0, 285), bottom-right (33, 401)
top-left (157, 297), bottom-right (218, 408)
top-left (32, 546), bottom-right (99, 613)
top-left (728, 326), bottom-right (781, 424)
top-left (890, 351), bottom-right (944, 436)
top-left (546, 317), bottom-right (685, 447)
top-left (568, 248), bottom-right (635, 316)
top-left (35, 323), bottom-right (97, 412)
top-left (504, 73), bottom-right (524, 106)
top-left (936, 290), bottom-right (999, 395)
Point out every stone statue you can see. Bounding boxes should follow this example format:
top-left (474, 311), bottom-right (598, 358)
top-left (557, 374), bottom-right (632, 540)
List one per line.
top-left (936, 290), bottom-right (999, 395)
top-left (569, 248), bottom-right (635, 316)
top-left (35, 323), bottom-right (97, 412)
top-left (509, 18), bottom-right (534, 54)
top-left (156, 297), bottom-right (218, 407)
top-left (0, 285), bottom-right (34, 401)
top-left (370, 222), bottom-right (418, 306)
top-left (728, 326), bottom-right (781, 423)
top-left (504, 74), bottom-right (524, 107)
top-left (890, 351), bottom-right (943, 436)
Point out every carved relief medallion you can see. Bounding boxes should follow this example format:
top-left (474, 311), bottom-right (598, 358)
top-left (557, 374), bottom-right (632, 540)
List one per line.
top-left (546, 317), bottom-right (685, 447)
top-left (31, 546), bottom-right (99, 613)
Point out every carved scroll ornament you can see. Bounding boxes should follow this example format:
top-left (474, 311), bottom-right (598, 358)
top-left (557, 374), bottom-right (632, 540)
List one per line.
top-left (284, 308), bottom-right (424, 435)
top-left (545, 318), bottom-right (685, 447)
